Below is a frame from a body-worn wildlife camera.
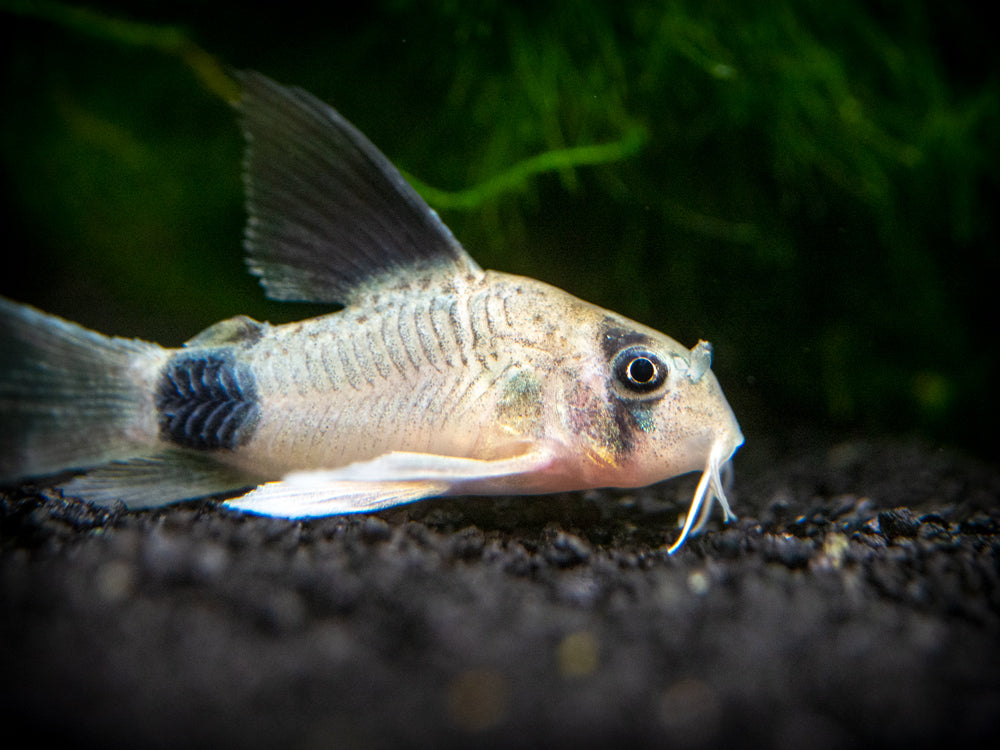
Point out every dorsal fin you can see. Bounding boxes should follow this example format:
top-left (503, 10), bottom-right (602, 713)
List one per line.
top-left (237, 71), bottom-right (481, 306)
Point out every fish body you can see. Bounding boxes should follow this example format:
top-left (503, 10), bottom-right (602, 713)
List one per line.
top-left (0, 72), bottom-right (743, 552)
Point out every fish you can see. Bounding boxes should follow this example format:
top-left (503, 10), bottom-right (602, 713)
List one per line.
top-left (0, 71), bottom-right (743, 553)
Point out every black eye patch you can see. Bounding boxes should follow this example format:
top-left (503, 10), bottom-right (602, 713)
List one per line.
top-left (599, 321), bottom-right (656, 360)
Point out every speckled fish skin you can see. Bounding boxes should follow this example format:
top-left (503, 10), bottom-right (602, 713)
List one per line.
top-left (203, 273), bottom-right (739, 493)
top-left (0, 71), bottom-right (743, 552)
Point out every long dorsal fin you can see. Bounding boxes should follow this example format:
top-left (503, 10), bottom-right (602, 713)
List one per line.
top-left (237, 71), bottom-right (481, 306)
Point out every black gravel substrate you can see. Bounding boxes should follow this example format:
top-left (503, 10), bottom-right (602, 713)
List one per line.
top-left (2, 435), bottom-right (998, 749)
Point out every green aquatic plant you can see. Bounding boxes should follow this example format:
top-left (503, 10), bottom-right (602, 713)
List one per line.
top-left (1, 0), bottom-right (995, 453)
top-left (2, 0), bottom-right (647, 210)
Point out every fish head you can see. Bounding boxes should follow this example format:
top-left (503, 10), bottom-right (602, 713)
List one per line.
top-left (554, 308), bottom-right (744, 492)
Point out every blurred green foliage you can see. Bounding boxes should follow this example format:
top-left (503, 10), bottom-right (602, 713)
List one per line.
top-left (1, 1), bottom-right (996, 456)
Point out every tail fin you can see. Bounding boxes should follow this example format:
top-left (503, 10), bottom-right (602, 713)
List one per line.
top-left (0, 297), bottom-right (165, 483)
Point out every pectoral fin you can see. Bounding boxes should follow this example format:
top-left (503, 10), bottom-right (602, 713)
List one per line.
top-left (224, 479), bottom-right (451, 518)
top-left (223, 447), bottom-right (557, 518)
top-left (288, 448), bottom-right (556, 483)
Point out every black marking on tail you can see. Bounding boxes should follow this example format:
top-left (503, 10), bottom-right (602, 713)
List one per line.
top-left (155, 352), bottom-right (260, 451)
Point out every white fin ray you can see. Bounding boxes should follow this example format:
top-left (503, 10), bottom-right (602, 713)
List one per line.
top-left (224, 479), bottom-right (451, 518)
top-left (223, 448), bottom-right (557, 518)
top-left (284, 448), bottom-right (555, 484)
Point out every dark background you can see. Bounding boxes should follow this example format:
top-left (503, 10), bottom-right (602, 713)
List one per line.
top-left (2, 3), bottom-right (998, 748)
top-left (1, 0), bottom-right (996, 460)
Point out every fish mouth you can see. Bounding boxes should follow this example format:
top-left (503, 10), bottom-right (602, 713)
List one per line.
top-left (665, 433), bottom-right (743, 555)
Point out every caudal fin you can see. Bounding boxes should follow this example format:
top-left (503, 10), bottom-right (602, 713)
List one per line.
top-left (0, 297), bottom-right (165, 483)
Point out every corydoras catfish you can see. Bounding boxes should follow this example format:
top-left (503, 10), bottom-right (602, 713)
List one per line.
top-left (0, 71), bottom-right (743, 553)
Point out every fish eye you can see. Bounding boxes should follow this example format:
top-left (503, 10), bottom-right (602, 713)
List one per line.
top-left (613, 347), bottom-right (668, 394)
